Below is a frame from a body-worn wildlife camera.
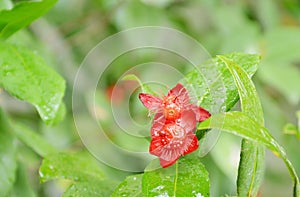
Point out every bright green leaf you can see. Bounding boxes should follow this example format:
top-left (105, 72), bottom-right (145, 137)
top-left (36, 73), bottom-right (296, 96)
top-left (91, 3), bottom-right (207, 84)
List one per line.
top-left (11, 162), bottom-right (36, 197)
top-left (63, 180), bottom-right (118, 197)
top-left (184, 52), bottom-right (260, 113)
top-left (0, 0), bottom-right (58, 39)
top-left (13, 123), bottom-right (57, 157)
top-left (142, 156), bottom-right (209, 197)
top-left (198, 112), bottom-right (300, 196)
top-left (112, 174), bottom-right (143, 197)
top-left (218, 55), bottom-right (265, 197)
top-left (0, 42), bottom-right (66, 125)
top-left (39, 152), bottom-right (105, 183)
top-left (0, 108), bottom-right (17, 196)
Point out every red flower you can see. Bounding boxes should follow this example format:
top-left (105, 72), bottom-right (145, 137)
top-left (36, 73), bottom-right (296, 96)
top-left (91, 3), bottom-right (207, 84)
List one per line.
top-left (139, 83), bottom-right (211, 168)
top-left (139, 83), bottom-right (211, 122)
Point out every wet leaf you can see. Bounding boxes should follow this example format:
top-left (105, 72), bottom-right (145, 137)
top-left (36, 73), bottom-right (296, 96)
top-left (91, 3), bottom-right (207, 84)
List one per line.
top-left (184, 52), bottom-right (260, 113)
top-left (142, 156), bottom-right (209, 197)
top-left (0, 42), bottom-right (65, 125)
top-left (218, 55), bottom-right (265, 197)
top-left (0, 0), bottom-right (58, 39)
top-left (63, 180), bottom-right (118, 197)
top-left (198, 112), bottom-right (300, 196)
top-left (39, 152), bottom-right (105, 183)
top-left (111, 174), bottom-right (143, 197)
top-left (0, 108), bottom-right (17, 196)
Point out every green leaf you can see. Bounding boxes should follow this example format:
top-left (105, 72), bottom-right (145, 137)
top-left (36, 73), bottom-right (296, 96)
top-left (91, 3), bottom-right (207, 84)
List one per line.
top-left (0, 108), bottom-right (17, 196)
top-left (112, 174), bottom-right (143, 197)
top-left (142, 156), bottom-right (209, 197)
top-left (11, 162), bottom-right (36, 197)
top-left (13, 123), bottom-right (57, 157)
top-left (184, 52), bottom-right (260, 112)
top-left (0, 42), bottom-right (66, 125)
top-left (39, 152), bottom-right (105, 183)
top-left (218, 55), bottom-right (265, 196)
top-left (63, 180), bottom-right (118, 197)
top-left (0, 0), bottom-right (12, 10)
top-left (198, 112), bottom-right (300, 197)
top-left (0, 0), bottom-right (58, 39)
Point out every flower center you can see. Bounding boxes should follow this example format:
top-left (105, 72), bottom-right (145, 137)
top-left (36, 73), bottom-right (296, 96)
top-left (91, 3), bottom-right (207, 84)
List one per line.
top-left (163, 96), bottom-right (181, 120)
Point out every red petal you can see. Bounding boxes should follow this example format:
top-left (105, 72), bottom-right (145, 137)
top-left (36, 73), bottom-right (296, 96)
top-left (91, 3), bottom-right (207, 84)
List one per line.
top-left (197, 106), bottom-right (211, 122)
top-left (150, 113), bottom-right (166, 136)
top-left (160, 157), bottom-right (179, 168)
top-left (139, 93), bottom-right (162, 112)
top-left (183, 134), bottom-right (199, 155)
top-left (168, 83), bottom-right (189, 105)
top-left (180, 110), bottom-right (197, 132)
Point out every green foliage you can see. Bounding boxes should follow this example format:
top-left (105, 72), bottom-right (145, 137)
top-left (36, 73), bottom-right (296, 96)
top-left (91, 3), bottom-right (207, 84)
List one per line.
top-left (0, 42), bottom-right (65, 125)
top-left (10, 162), bottom-right (36, 197)
top-left (142, 157), bottom-right (210, 197)
top-left (13, 123), bottom-right (57, 157)
top-left (219, 55), bottom-right (265, 197)
top-left (184, 53), bottom-right (260, 112)
top-left (0, 0), bottom-right (58, 40)
top-left (0, 109), bottom-right (17, 196)
top-left (198, 112), bottom-right (300, 196)
top-left (111, 174), bottom-right (143, 197)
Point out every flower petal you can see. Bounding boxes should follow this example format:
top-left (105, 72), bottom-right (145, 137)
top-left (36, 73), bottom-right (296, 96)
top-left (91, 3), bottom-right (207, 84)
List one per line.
top-left (139, 93), bottom-right (162, 112)
top-left (197, 106), bottom-right (211, 122)
top-left (168, 83), bottom-right (189, 105)
top-left (160, 157), bottom-right (179, 168)
top-left (183, 134), bottom-right (199, 155)
top-left (151, 113), bottom-right (166, 136)
top-left (180, 110), bottom-right (197, 132)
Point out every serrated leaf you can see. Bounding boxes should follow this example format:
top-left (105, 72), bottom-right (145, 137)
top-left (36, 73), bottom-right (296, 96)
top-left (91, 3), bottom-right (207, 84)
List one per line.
top-left (39, 152), bottom-right (105, 183)
top-left (142, 156), bottom-right (209, 197)
top-left (0, 0), bottom-right (58, 39)
top-left (63, 180), bottom-right (118, 197)
top-left (198, 112), bottom-right (300, 196)
top-left (11, 162), bottom-right (36, 197)
top-left (0, 108), bottom-right (17, 196)
top-left (218, 55), bottom-right (265, 197)
top-left (13, 123), bottom-right (57, 157)
top-left (0, 42), bottom-right (65, 125)
top-left (112, 174), bottom-right (143, 197)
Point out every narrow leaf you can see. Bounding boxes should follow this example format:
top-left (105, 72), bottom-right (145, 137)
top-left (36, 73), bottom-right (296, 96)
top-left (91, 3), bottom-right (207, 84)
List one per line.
top-left (0, 42), bottom-right (65, 125)
top-left (142, 156), bottom-right (209, 197)
top-left (218, 55), bottom-right (265, 196)
top-left (0, 108), bottom-right (17, 196)
top-left (198, 112), bottom-right (300, 196)
top-left (112, 174), bottom-right (143, 197)
top-left (0, 0), bottom-right (58, 39)
top-left (122, 74), bottom-right (156, 95)
top-left (13, 123), bottom-right (57, 157)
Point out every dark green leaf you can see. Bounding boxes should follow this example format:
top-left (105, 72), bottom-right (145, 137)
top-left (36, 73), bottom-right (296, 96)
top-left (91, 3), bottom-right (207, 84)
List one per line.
top-left (0, 42), bottom-right (65, 125)
top-left (0, 0), bottom-right (58, 39)
top-left (198, 112), bottom-right (300, 196)
top-left (218, 55), bottom-right (265, 196)
top-left (142, 156), bottom-right (209, 197)
top-left (11, 162), bottom-right (36, 197)
top-left (112, 174), bottom-right (143, 197)
top-left (13, 123), bottom-right (57, 157)
top-left (0, 108), bottom-right (17, 196)
top-left (184, 52), bottom-right (260, 113)
top-left (63, 180), bottom-right (118, 197)
top-left (39, 152), bottom-right (105, 183)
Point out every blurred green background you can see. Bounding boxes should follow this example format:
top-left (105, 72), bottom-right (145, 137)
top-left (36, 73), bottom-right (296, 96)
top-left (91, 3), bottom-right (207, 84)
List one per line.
top-left (2, 0), bottom-right (300, 196)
